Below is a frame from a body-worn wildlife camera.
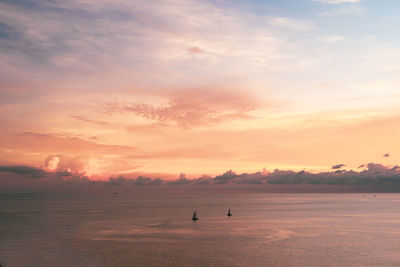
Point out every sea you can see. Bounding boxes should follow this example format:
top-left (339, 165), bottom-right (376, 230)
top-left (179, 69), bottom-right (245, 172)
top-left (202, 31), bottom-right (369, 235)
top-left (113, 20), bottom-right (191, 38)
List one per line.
top-left (1, 193), bottom-right (400, 266)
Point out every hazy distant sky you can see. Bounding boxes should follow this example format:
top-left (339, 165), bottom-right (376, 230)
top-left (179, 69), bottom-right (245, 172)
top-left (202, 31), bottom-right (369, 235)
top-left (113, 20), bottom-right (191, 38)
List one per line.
top-left (1, 0), bottom-right (400, 178)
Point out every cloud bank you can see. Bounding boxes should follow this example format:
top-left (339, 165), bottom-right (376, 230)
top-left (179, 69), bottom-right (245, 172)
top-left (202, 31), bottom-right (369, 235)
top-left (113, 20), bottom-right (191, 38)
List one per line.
top-left (2, 162), bottom-right (400, 193)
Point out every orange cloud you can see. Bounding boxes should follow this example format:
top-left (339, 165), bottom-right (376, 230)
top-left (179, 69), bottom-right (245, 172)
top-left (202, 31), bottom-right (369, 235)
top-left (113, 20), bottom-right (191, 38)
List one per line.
top-left (0, 132), bottom-right (142, 176)
top-left (106, 88), bottom-right (261, 128)
top-left (2, 132), bottom-right (137, 155)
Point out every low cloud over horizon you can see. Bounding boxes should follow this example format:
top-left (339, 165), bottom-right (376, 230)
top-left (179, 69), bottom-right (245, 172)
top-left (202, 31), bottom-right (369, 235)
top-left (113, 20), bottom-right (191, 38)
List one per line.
top-left (2, 162), bottom-right (400, 193)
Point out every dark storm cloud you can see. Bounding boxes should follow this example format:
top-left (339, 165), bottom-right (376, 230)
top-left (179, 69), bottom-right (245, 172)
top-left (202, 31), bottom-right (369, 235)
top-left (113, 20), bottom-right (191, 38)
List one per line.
top-left (331, 164), bottom-right (345, 169)
top-left (392, 165), bottom-right (400, 171)
top-left (213, 170), bottom-right (238, 184)
top-left (106, 176), bottom-right (132, 186)
top-left (106, 175), bottom-right (164, 186)
top-left (0, 165), bottom-right (47, 178)
top-left (266, 163), bottom-right (400, 185)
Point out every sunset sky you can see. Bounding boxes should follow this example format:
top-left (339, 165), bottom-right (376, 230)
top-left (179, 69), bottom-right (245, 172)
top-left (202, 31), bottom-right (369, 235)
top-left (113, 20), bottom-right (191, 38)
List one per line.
top-left (1, 0), bottom-right (400, 179)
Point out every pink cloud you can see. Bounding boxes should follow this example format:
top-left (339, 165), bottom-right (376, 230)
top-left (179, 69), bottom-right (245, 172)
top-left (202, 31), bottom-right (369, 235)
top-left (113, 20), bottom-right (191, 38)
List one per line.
top-left (0, 132), bottom-right (143, 176)
top-left (3, 132), bottom-right (138, 155)
top-left (187, 46), bottom-right (205, 54)
top-left (106, 88), bottom-right (260, 128)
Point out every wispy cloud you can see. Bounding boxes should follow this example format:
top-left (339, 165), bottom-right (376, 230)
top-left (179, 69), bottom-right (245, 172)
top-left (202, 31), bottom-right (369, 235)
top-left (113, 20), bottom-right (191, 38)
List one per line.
top-left (267, 16), bottom-right (314, 31)
top-left (70, 115), bottom-right (109, 126)
top-left (318, 5), bottom-right (365, 16)
top-left (6, 132), bottom-right (138, 155)
top-left (0, 0), bottom-right (316, 94)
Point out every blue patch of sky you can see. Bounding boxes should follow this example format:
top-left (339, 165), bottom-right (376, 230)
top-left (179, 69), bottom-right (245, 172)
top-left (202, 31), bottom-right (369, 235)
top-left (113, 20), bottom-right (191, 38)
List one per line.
top-left (0, 0), bottom-right (39, 9)
top-left (0, 22), bottom-right (13, 39)
top-left (359, 0), bottom-right (400, 43)
top-left (1, 0), bottom-right (136, 21)
top-left (218, 0), bottom-right (323, 19)
top-left (219, 0), bottom-right (399, 41)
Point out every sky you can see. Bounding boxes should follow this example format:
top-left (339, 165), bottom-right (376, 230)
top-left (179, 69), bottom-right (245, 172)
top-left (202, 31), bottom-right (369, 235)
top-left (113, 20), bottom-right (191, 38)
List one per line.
top-left (1, 0), bottom-right (400, 179)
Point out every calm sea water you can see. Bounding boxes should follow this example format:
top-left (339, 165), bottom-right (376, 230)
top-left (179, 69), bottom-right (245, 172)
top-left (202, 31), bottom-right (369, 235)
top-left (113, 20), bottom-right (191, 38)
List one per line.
top-left (1, 193), bottom-right (400, 266)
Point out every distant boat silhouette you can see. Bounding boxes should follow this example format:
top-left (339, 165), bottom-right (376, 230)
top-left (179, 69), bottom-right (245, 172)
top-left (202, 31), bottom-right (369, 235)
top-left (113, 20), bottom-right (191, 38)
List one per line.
top-left (192, 210), bottom-right (199, 221)
top-left (227, 208), bottom-right (232, 217)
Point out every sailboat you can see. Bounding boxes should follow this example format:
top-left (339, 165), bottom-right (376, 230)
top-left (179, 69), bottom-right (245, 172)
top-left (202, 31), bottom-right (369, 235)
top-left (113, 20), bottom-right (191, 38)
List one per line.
top-left (227, 208), bottom-right (232, 217)
top-left (192, 210), bottom-right (199, 221)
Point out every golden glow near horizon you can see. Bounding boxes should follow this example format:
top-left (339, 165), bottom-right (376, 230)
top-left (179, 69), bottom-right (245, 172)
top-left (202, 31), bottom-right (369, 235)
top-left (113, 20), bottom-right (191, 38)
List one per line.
top-left (1, 0), bottom-right (400, 179)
